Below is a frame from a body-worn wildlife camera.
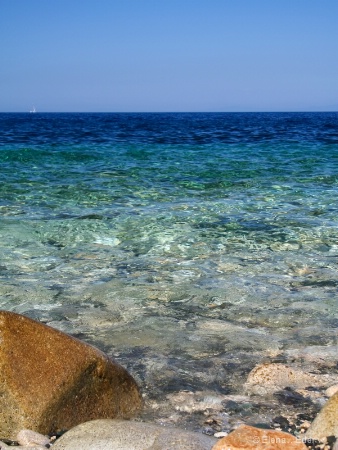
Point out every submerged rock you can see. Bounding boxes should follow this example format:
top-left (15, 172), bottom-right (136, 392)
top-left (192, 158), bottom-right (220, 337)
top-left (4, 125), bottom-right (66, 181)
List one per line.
top-left (244, 363), bottom-right (336, 395)
top-left (285, 346), bottom-right (338, 368)
top-left (51, 419), bottom-right (217, 450)
top-left (0, 310), bottom-right (142, 440)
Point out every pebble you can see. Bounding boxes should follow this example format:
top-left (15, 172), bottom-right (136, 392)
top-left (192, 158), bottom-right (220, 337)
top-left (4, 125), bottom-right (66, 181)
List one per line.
top-left (17, 430), bottom-right (51, 447)
top-left (214, 432), bottom-right (228, 438)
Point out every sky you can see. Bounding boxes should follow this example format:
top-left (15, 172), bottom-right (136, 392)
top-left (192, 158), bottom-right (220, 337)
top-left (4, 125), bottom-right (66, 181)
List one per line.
top-left (1, 0), bottom-right (338, 112)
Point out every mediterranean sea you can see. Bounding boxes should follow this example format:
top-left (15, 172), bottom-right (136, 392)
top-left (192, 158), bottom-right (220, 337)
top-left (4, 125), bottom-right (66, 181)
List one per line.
top-left (1, 112), bottom-right (338, 430)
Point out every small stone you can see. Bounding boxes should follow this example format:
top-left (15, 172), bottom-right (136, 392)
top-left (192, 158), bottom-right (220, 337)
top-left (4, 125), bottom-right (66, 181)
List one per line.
top-left (17, 430), bottom-right (51, 446)
top-left (214, 432), bottom-right (228, 438)
top-left (299, 420), bottom-right (311, 430)
top-left (211, 424), bottom-right (308, 449)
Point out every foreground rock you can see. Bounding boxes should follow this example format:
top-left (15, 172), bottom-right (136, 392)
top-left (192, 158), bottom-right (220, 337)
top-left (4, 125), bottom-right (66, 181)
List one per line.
top-left (51, 419), bottom-right (217, 450)
top-left (211, 424), bottom-right (307, 450)
top-left (305, 390), bottom-right (338, 440)
top-left (0, 311), bottom-right (142, 439)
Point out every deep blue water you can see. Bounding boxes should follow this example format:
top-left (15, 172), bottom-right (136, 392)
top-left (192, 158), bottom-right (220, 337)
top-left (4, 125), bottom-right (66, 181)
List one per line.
top-left (1, 112), bottom-right (338, 428)
top-left (1, 112), bottom-right (338, 218)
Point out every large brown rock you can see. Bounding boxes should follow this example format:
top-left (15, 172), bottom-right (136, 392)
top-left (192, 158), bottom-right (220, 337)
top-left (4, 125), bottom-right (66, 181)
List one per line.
top-left (0, 310), bottom-right (142, 439)
top-left (212, 424), bottom-right (307, 450)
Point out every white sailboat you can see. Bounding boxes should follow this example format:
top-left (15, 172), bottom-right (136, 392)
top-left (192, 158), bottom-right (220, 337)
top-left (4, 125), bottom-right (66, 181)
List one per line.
top-left (29, 106), bottom-right (36, 113)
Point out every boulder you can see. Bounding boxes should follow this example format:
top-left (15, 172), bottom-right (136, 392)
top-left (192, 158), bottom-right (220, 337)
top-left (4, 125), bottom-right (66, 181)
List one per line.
top-left (0, 310), bottom-right (142, 439)
top-left (305, 391), bottom-right (338, 440)
top-left (51, 419), bottom-right (217, 450)
top-left (211, 424), bottom-right (307, 450)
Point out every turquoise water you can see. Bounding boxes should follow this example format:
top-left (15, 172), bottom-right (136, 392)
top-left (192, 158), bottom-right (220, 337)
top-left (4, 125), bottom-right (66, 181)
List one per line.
top-left (1, 112), bottom-right (338, 430)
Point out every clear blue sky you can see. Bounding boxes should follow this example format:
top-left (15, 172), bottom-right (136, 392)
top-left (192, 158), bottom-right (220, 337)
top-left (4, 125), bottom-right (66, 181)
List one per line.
top-left (1, 0), bottom-right (337, 112)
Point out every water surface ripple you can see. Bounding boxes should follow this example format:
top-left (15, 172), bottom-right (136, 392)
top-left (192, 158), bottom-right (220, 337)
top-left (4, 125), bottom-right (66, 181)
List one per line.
top-left (1, 112), bottom-right (338, 430)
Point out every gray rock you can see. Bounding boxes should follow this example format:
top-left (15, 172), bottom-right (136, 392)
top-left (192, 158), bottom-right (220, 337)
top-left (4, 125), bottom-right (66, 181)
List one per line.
top-left (305, 391), bottom-right (338, 440)
top-left (52, 419), bottom-right (217, 450)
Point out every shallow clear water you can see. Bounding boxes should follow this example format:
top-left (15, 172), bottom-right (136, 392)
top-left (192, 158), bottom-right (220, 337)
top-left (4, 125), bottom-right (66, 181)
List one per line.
top-left (1, 112), bottom-right (338, 431)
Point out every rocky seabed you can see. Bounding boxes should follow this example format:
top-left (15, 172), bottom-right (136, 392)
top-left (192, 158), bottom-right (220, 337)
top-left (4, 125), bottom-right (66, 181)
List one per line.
top-left (1, 310), bottom-right (338, 450)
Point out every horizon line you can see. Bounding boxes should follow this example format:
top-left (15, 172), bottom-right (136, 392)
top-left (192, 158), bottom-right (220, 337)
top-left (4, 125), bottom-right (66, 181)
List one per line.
top-left (1, 110), bottom-right (338, 114)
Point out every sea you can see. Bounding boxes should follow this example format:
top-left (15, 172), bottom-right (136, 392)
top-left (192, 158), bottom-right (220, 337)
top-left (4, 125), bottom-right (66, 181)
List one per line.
top-left (1, 112), bottom-right (338, 431)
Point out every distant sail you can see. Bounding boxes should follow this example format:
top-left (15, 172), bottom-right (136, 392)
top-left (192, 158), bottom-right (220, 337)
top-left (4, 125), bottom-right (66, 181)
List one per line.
top-left (29, 106), bottom-right (36, 113)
